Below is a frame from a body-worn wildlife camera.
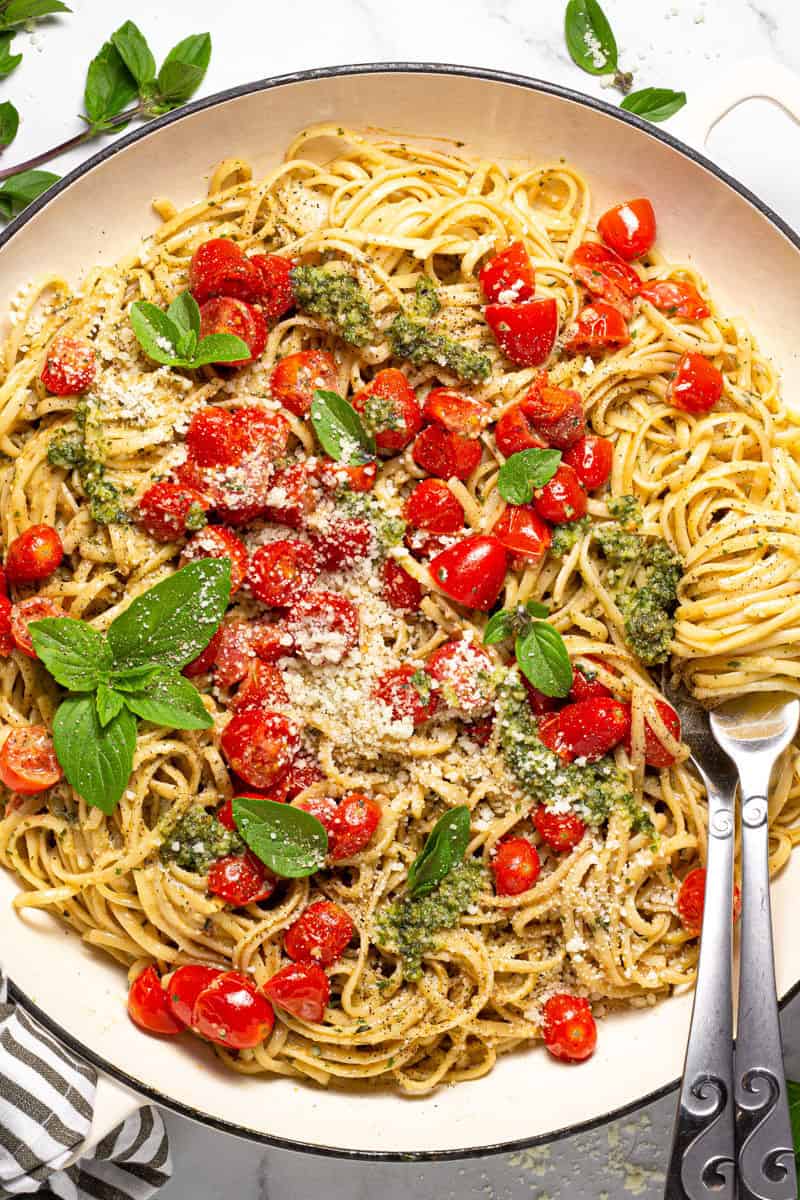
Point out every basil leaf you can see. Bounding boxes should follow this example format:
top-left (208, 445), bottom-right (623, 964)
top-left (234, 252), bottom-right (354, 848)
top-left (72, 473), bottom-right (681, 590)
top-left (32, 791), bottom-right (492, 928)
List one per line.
top-left (621, 88), bottom-right (687, 124)
top-left (122, 670), bottom-right (212, 730)
top-left (1, 0), bottom-right (70, 27)
top-left (129, 300), bottom-right (181, 364)
top-left (407, 806), bottom-right (471, 898)
top-left (483, 609), bottom-right (514, 646)
top-left (53, 694), bottom-right (136, 815)
top-left (167, 289), bottom-right (200, 339)
top-left (28, 617), bottom-right (112, 691)
top-left (497, 448), bottom-right (562, 505)
top-left (564, 0), bottom-right (618, 75)
top-left (0, 33), bottom-right (22, 76)
top-left (107, 558), bottom-right (231, 670)
top-left (110, 20), bottom-right (155, 88)
top-left (787, 1079), bottom-right (800, 1168)
top-left (525, 600), bottom-right (550, 619)
top-left (515, 622), bottom-right (573, 698)
top-left (0, 99), bottom-right (18, 146)
top-left (96, 684), bottom-right (124, 727)
top-left (154, 32), bottom-right (211, 108)
top-left (0, 169), bottom-right (58, 219)
top-left (233, 796), bottom-right (328, 878)
top-left (110, 663), bottom-right (162, 691)
top-left (191, 333), bottom-right (251, 367)
top-left (84, 39), bottom-right (137, 129)
top-left (310, 389), bottom-right (375, 464)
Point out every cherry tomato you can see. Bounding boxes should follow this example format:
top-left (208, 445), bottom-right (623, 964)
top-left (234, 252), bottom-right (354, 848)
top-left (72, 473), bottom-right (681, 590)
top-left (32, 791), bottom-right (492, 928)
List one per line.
top-left (412, 425), bottom-right (482, 481)
top-left (426, 638), bottom-right (494, 716)
top-left (139, 481), bottom-right (210, 542)
top-left (562, 435), bottom-right (613, 491)
top-left (479, 241), bottom-right (536, 304)
top-left (189, 238), bottom-right (263, 304)
top-left (523, 379), bottom-right (586, 450)
top-left (523, 677), bottom-right (561, 716)
top-left (211, 621), bottom-right (255, 686)
top-left (639, 279), bottom-right (710, 320)
top-left (677, 867), bottom-right (741, 934)
top-left (0, 724), bottom-right (62, 794)
top-left (373, 664), bottom-right (439, 726)
top-left (533, 464), bottom-right (587, 524)
top-left (233, 660), bottom-right (289, 712)
top-left (198, 297), bottom-right (266, 365)
top-left (262, 962), bottom-right (329, 1023)
top-left (318, 458), bottom-right (377, 494)
top-left (5, 524), bottom-right (63, 584)
top-left (493, 504), bottom-right (552, 564)
top-left (0, 596), bottom-right (12, 657)
top-left (249, 253), bottom-right (295, 319)
top-left (282, 757), bottom-right (325, 798)
top-left (191, 970), bottom-right (275, 1048)
top-left (429, 535), bottom-right (508, 612)
top-left (534, 806), bottom-right (586, 852)
top-left (381, 558), bottom-right (423, 612)
top-left (40, 337), bottom-right (96, 396)
top-left (236, 407), bottom-right (290, 457)
top-left (180, 526), bottom-right (249, 594)
top-left (263, 462), bottom-right (322, 529)
top-left (220, 710), bottom-right (300, 789)
top-left (284, 900), bottom-right (355, 966)
top-left (598, 198), bottom-right (656, 261)
top-left (565, 301), bottom-right (630, 354)
top-left (208, 852), bottom-right (274, 905)
top-left (248, 539), bottom-right (320, 607)
top-left (251, 620), bottom-right (295, 663)
top-left (405, 479), bottom-right (464, 533)
top-left (404, 529), bottom-right (454, 561)
top-left (542, 697), bottom-right (632, 763)
top-left (11, 596), bottom-right (68, 658)
top-left (542, 993), bottom-right (597, 1062)
top-left (297, 793), bottom-right (339, 831)
top-left (491, 837), bottom-right (541, 895)
top-left (623, 698), bottom-right (682, 768)
top-left (494, 405), bottom-right (547, 459)
top-left (569, 665), bottom-right (612, 703)
top-left (422, 388), bottom-right (491, 435)
top-left (184, 407), bottom-right (243, 467)
top-left (128, 966), bottom-right (183, 1036)
top-left (668, 351), bottom-right (724, 415)
top-left (165, 965), bottom-right (224, 1026)
top-left (329, 792), bottom-right (382, 859)
top-left (352, 368), bottom-right (421, 455)
top-left (182, 628), bottom-right (223, 678)
top-left (270, 350), bottom-right (338, 417)
top-left (285, 591), bottom-right (359, 664)
top-left (484, 299), bottom-right (558, 367)
top-left (571, 242), bottom-right (641, 317)
top-left (310, 517), bottom-right (373, 570)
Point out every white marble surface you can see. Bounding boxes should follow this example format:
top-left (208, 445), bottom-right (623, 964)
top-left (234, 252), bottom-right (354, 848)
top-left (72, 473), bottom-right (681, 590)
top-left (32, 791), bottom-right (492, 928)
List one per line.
top-left (4, 0), bottom-right (800, 1196)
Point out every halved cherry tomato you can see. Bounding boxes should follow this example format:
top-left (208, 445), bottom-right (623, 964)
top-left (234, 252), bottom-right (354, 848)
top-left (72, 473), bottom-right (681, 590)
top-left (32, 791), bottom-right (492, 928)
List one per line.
top-left (542, 993), bottom-right (597, 1062)
top-left (598, 198), bottom-right (656, 261)
top-left (429, 535), bottom-right (508, 612)
top-left (479, 241), bottom-right (535, 304)
top-left (494, 405), bottom-right (547, 459)
top-left (249, 253), bottom-right (295, 320)
top-left (329, 792), bottom-right (382, 859)
top-left (11, 596), bottom-right (68, 658)
top-left (5, 524), bottom-right (63, 585)
top-left (412, 425), bottom-right (481, 481)
top-left (182, 627), bottom-right (223, 678)
top-left (251, 620), bottom-right (295, 662)
top-left (220, 710), bottom-right (300, 789)
top-left (373, 664), bottom-right (439, 726)
top-left (139, 481), bottom-right (210, 542)
top-left (185, 407), bottom-right (246, 467)
top-left (212, 621), bottom-right (255, 687)
top-left (318, 458), bottom-right (377, 494)
top-left (404, 529), bottom-right (454, 561)
top-left (180, 526), bottom-right (249, 594)
top-left (263, 962), bottom-right (329, 1023)
top-left (233, 660), bottom-right (289, 712)
top-left (485, 299), bottom-right (558, 367)
top-left (284, 900), bottom-right (355, 966)
top-left (270, 350), bottom-right (338, 416)
top-left (571, 242), bottom-right (641, 317)
top-left (310, 517), bottom-right (373, 570)
top-left (189, 238), bottom-right (263, 304)
top-left (248, 539), bottom-right (320, 607)
top-left (198, 297), bottom-right (267, 365)
top-left (639, 279), bottom-right (710, 320)
top-left (263, 462), bottom-right (322, 529)
top-left (569, 665), bottom-right (612, 703)
top-left (534, 806), bottom-right (586, 853)
top-left (667, 351), bottom-right (723, 414)
top-left (422, 388), bottom-right (491, 435)
top-left (541, 697), bottom-right (631, 763)
top-left (0, 596), bottom-right (12, 657)
top-left (297, 793), bottom-right (339, 832)
top-left (352, 369), bottom-right (421, 454)
top-left (623, 698), bottom-right (681, 768)
top-left (41, 337), bottom-right (96, 395)
top-left (426, 638), bottom-right (494, 716)
top-left (523, 678), bottom-right (561, 717)
top-left (562, 435), bottom-right (613, 490)
top-left (533, 464), bottom-right (587, 524)
top-left (285, 591), bottom-right (359, 664)
top-left (0, 724), bottom-right (62, 793)
top-left (405, 479), bottom-right (464, 533)
top-left (208, 852), bottom-right (274, 905)
top-left (191, 970), bottom-right (275, 1048)
top-left (491, 837), bottom-right (541, 895)
top-left (165, 964), bottom-right (224, 1026)
top-left (283, 757), bottom-right (325, 798)
top-left (565, 301), bottom-right (630, 354)
top-left (381, 558), bottom-right (422, 611)
top-left (493, 504), bottom-right (552, 564)
top-left (128, 966), bottom-right (183, 1036)
top-left (236, 407), bottom-right (290, 457)
top-left (523, 378), bottom-right (586, 449)
top-left (677, 866), bottom-right (741, 934)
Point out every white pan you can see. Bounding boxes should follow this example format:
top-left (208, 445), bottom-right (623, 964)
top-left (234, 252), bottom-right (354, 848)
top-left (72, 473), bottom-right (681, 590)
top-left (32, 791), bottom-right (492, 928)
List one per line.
top-left (2, 61), bottom-right (800, 1163)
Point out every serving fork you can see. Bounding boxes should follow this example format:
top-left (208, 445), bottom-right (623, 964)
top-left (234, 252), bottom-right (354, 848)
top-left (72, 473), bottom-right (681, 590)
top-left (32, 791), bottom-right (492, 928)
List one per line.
top-left (663, 678), bottom-right (799, 1200)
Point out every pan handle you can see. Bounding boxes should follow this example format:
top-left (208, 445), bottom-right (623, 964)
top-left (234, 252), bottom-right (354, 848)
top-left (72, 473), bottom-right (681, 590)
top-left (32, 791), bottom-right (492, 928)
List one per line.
top-left (60, 1072), bottom-right (143, 1169)
top-left (672, 56), bottom-right (800, 150)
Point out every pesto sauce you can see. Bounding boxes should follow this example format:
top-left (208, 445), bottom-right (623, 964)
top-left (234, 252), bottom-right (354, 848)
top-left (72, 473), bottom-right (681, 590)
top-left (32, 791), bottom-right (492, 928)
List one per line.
top-left (48, 422), bottom-right (127, 526)
top-left (160, 808), bottom-right (244, 874)
top-left (291, 265), bottom-right (375, 347)
top-left (335, 487), bottom-right (406, 550)
top-left (374, 861), bottom-right (486, 980)
top-left (410, 276), bottom-right (441, 320)
top-left (549, 515), bottom-right (590, 556)
top-left (388, 313), bottom-right (491, 383)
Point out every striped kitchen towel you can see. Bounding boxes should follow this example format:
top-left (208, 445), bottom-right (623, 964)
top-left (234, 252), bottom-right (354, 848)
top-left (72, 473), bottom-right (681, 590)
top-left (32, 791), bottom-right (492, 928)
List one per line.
top-left (0, 971), bottom-right (172, 1199)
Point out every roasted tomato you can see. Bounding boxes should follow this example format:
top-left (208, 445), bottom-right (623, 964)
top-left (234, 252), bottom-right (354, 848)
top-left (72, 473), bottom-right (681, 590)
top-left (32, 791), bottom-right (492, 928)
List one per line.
top-left (667, 352), bottom-right (724, 414)
top-left (426, 638), bottom-right (494, 716)
top-left (284, 900), bottom-right (355, 967)
top-left (523, 678), bottom-right (561, 717)
top-left (185, 406), bottom-right (246, 466)
top-left (181, 405), bottom-right (289, 526)
top-left (10, 596), bottom-right (68, 659)
top-left (540, 697), bottom-right (631, 763)
top-left (0, 596), bottom-right (12, 657)
top-left (128, 966), bottom-right (183, 1036)
top-left (597, 198), bottom-right (656, 261)
top-left (282, 757), bottom-right (325, 798)
top-left (422, 388), bottom-right (491, 436)
top-left (405, 478), bottom-right (465, 533)
top-left (412, 425), bottom-right (482, 481)
top-left (623, 698), bottom-right (682, 768)
top-left (523, 378), bottom-right (586, 449)
top-left (270, 349), bottom-right (338, 416)
top-left (532, 464), bottom-right (587, 524)
top-left (571, 242), bottom-right (641, 317)
top-left (562, 435), bottom-right (614, 491)
top-left (5, 524), bottom-right (63, 584)
top-left (565, 301), bottom-right (630, 354)
top-left (40, 337), bottom-right (96, 395)
top-left (198, 297), bottom-right (267, 365)
top-left (639, 279), bottom-right (710, 320)
top-left (534, 806), bottom-right (586, 853)
top-left (208, 853), bottom-right (274, 905)
top-left (0, 725), bottom-right (62, 794)
top-left (542, 993), bottom-right (597, 1062)
top-left (208, 621), bottom-right (254, 687)
top-left (492, 504), bottom-right (552, 564)
top-left (381, 558), bottom-right (423, 612)
top-left (191, 970), bottom-right (275, 1048)
top-left (479, 241), bottom-right (535, 304)
top-left (249, 253), bottom-right (295, 319)
top-left (569, 665), bottom-right (612, 703)
top-left (373, 664), bottom-right (439, 726)
top-left (263, 962), bottom-right (330, 1023)
top-left (286, 591), bottom-right (359, 664)
top-left (220, 710), bottom-right (300, 789)
top-left (329, 793), bottom-right (382, 859)
top-left (189, 237), bottom-right (263, 304)
top-left (494, 404), bottom-right (547, 458)
top-left (677, 866), bottom-right (741, 934)
top-left (491, 837), bottom-right (541, 896)
top-left (248, 539), bottom-right (320, 607)
top-left (297, 793), bottom-right (339, 832)
top-left (138, 481), bottom-right (210, 543)
top-left (485, 299), bottom-right (558, 367)
top-left (353, 369), bottom-right (421, 454)
top-left (165, 964), bottom-right (224, 1026)
top-left (309, 517), bottom-right (373, 571)
top-left (263, 462), bottom-right (322, 529)
top-left (318, 457), bottom-right (377, 494)
top-left (429, 535), bottom-right (508, 612)
top-left (180, 526), bottom-right (249, 594)
top-left (182, 628), bottom-right (223, 678)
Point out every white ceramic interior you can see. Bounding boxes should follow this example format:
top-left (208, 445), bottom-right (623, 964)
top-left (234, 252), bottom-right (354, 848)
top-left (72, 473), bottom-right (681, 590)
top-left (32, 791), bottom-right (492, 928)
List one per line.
top-left (2, 66), bottom-right (799, 1159)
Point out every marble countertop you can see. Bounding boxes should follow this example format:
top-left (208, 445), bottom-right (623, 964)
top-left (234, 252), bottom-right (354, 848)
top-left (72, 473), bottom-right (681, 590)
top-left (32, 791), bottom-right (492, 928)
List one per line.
top-left (4, 0), bottom-right (799, 1196)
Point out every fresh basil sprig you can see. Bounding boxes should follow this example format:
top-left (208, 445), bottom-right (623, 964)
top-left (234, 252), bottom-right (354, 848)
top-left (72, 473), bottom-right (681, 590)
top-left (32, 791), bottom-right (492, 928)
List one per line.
top-left (564, 0), bottom-right (618, 76)
top-left (483, 600), bottom-right (549, 646)
top-left (0, 169), bottom-right (58, 218)
top-left (0, 99), bottom-right (18, 147)
top-left (0, 0), bottom-right (69, 29)
top-left (621, 88), bottom-right (687, 123)
top-left (129, 290), bottom-right (250, 370)
top-left (233, 797), bottom-right (328, 878)
top-left (0, 32), bottom-right (22, 78)
top-left (310, 388), bottom-right (376, 464)
top-left (29, 559), bottom-right (231, 814)
top-left (497, 448), bottom-right (561, 506)
top-left (483, 601), bottom-right (573, 697)
top-left (407, 806), bottom-right (471, 899)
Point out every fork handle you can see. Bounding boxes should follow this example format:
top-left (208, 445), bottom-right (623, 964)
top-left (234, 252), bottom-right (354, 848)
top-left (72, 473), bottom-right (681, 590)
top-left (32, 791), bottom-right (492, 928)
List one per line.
top-left (735, 788), bottom-right (797, 1200)
top-left (665, 777), bottom-right (736, 1200)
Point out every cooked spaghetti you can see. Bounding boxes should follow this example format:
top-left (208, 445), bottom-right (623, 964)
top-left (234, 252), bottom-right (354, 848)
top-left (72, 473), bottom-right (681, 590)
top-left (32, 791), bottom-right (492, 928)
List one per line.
top-left (1, 123), bottom-right (800, 1094)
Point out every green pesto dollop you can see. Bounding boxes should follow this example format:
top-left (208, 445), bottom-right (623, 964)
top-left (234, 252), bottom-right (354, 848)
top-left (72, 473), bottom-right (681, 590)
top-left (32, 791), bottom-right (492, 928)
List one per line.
top-left (335, 487), bottom-right (406, 550)
top-left (607, 494), bottom-right (643, 528)
top-left (48, 421), bottom-right (128, 527)
top-left (291, 265), bottom-right (375, 347)
top-left (409, 275), bottom-right (441, 320)
top-left (549, 515), bottom-right (590, 557)
top-left (388, 313), bottom-right (491, 383)
top-left (374, 860), bottom-right (486, 980)
top-left (160, 808), bottom-right (244, 874)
